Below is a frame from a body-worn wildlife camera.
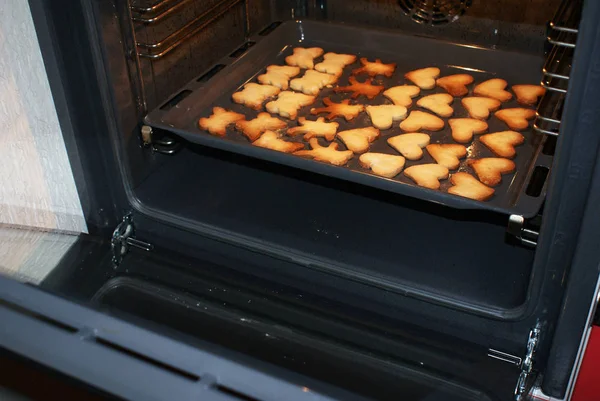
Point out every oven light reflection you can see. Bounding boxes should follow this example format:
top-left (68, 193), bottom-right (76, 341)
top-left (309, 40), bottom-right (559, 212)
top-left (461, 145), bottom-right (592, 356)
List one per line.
top-left (446, 65), bottom-right (487, 73)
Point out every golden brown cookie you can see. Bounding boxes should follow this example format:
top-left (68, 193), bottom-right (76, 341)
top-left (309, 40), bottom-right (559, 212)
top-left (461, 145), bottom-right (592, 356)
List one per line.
top-left (235, 112), bottom-right (287, 141)
top-left (479, 131), bottom-right (525, 158)
top-left (337, 127), bottom-right (380, 153)
top-left (294, 138), bottom-right (354, 166)
top-left (426, 144), bottom-right (467, 170)
top-left (495, 108), bottom-right (536, 130)
top-left (310, 98), bottom-right (364, 121)
top-left (232, 83), bottom-right (280, 110)
top-left (290, 70), bottom-right (338, 95)
top-left (448, 172), bottom-right (495, 201)
top-left (315, 53), bottom-right (357, 76)
top-left (387, 133), bottom-right (430, 160)
top-left (265, 91), bottom-right (316, 120)
top-left (257, 65), bottom-right (301, 90)
top-left (359, 153), bottom-right (406, 178)
top-left (461, 97), bottom-right (501, 120)
top-left (365, 105), bottom-right (408, 130)
top-left (468, 158), bottom-right (516, 186)
top-left (285, 47), bottom-right (324, 69)
top-left (474, 79), bottom-right (513, 102)
top-left (352, 58), bottom-right (396, 77)
top-left (334, 76), bottom-right (385, 99)
top-left (404, 67), bottom-right (441, 90)
top-left (436, 74), bottom-right (474, 97)
top-left (383, 85), bottom-right (421, 107)
top-left (253, 131), bottom-right (304, 153)
top-left (199, 107), bottom-right (245, 137)
top-left (400, 111), bottom-right (445, 132)
top-left (512, 85), bottom-right (546, 105)
top-left (417, 94), bottom-right (454, 118)
top-left (448, 118), bottom-right (488, 143)
top-left (404, 164), bottom-right (449, 190)
top-left (287, 117), bottom-right (339, 141)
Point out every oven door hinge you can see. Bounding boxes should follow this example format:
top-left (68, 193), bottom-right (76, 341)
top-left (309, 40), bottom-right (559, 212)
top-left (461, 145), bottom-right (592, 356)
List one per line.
top-left (508, 215), bottom-right (539, 247)
top-left (111, 213), bottom-right (154, 267)
top-left (515, 321), bottom-right (543, 400)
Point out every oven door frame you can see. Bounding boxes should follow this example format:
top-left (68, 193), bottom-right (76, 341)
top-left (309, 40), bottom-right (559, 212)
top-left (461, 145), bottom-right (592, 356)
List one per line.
top-left (26, 0), bottom-right (600, 398)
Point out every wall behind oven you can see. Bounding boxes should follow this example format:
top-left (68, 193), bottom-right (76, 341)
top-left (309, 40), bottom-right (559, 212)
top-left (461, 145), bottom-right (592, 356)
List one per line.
top-left (0, 0), bottom-right (86, 233)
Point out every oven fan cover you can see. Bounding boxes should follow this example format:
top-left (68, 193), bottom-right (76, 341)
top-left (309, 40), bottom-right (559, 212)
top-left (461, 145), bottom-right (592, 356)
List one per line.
top-left (399, 0), bottom-right (472, 25)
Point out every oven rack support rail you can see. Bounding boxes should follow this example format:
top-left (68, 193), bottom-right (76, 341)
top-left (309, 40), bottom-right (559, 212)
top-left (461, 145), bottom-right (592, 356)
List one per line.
top-left (534, 0), bottom-right (582, 137)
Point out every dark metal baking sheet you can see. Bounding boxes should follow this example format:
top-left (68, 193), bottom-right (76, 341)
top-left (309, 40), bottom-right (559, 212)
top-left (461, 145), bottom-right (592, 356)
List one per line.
top-left (145, 20), bottom-right (551, 218)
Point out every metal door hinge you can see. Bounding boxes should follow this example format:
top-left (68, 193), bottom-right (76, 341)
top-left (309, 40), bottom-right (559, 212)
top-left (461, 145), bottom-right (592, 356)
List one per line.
top-left (515, 321), bottom-right (543, 400)
top-left (111, 214), bottom-right (154, 267)
top-left (508, 215), bottom-right (539, 247)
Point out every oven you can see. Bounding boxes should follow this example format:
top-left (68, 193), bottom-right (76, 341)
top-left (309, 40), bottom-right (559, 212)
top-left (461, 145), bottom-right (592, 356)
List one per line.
top-left (1, 0), bottom-right (600, 400)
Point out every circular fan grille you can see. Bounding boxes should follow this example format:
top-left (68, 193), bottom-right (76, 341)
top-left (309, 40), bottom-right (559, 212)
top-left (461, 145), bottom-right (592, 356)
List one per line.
top-left (398, 0), bottom-right (472, 25)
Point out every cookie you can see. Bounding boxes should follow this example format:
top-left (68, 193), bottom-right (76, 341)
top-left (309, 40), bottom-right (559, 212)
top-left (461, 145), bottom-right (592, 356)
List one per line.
top-left (198, 107), bottom-right (245, 137)
top-left (387, 133), bottom-right (430, 160)
top-left (462, 97), bottom-right (501, 120)
top-left (512, 85), bottom-right (546, 105)
top-left (365, 105), bottom-right (408, 130)
top-left (352, 58), bottom-right (396, 77)
top-left (436, 74), bottom-right (474, 97)
top-left (448, 172), bottom-right (495, 201)
top-left (285, 47), bottom-right (324, 69)
top-left (404, 164), bottom-right (449, 190)
top-left (290, 70), bottom-right (338, 95)
top-left (426, 144), bottom-right (467, 170)
top-left (417, 94), bottom-right (454, 117)
top-left (468, 158), bottom-right (516, 186)
top-left (265, 91), bottom-right (316, 120)
top-left (495, 108), bottom-right (536, 130)
top-left (315, 52), bottom-right (357, 76)
top-left (399, 111), bottom-right (444, 132)
top-left (448, 118), bottom-right (488, 143)
top-left (334, 76), bottom-right (385, 99)
top-left (294, 138), bottom-right (354, 166)
top-left (479, 131), bottom-right (525, 158)
top-left (383, 85), bottom-right (421, 107)
top-left (404, 67), bottom-right (441, 90)
top-left (253, 131), bottom-right (304, 153)
top-left (359, 153), bottom-right (406, 178)
top-left (474, 79), bottom-right (512, 102)
top-left (258, 65), bottom-right (301, 90)
top-left (310, 98), bottom-right (364, 121)
top-left (235, 112), bottom-right (287, 141)
top-left (337, 127), bottom-right (380, 153)
top-left (287, 117), bottom-right (339, 141)
top-left (232, 83), bottom-right (280, 110)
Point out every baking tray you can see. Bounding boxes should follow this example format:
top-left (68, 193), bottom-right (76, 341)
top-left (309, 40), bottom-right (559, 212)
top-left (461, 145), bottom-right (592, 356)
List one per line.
top-left (145, 20), bottom-right (552, 218)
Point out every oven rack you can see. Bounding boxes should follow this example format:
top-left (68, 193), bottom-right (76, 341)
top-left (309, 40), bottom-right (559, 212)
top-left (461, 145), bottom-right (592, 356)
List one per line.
top-left (534, 0), bottom-right (582, 137)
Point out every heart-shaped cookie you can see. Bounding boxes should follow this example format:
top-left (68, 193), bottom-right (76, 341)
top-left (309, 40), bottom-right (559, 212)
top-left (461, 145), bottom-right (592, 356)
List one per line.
top-left (400, 111), bottom-right (445, 132)
top-left (479, 131), bottom-right (525, 158)
top-left (337, 127), bottom-right (380, 153)
top-left (462, 97), bottom-right (501, 120)
top-left (404, 164), bottom-right (449, 190)
top-left (387, 133), bottom-right (430, 160)
top-left (468, 158), bottom-right (516, 186)
top-left (417, 94), bottom-right (454, 117)
top-left (436, 74), bottom-right (474, 97)
top-left (404, 67), bottom-right (441, 90)
top-left (474, 79), bottom-right (513, 102)
top-left (449, 118), bottom-right (488, 143)
top-left (512, 85), bottom-right (546, 105)
top-left (448, 172), bottom-right (495, 201)
top-left (426, 144), bottom-right (467, 170)
top-left (383, 85), bottom-right (421, 107)
top-left (359, 153), bottom-right (406, 178)
top-left (366, 105), bottom-right (408, 130)
top-left (495, 108), bottom-right (536, 130)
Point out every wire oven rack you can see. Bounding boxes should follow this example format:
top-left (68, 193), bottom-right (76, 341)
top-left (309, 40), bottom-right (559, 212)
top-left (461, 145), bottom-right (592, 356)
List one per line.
top-left (534, 0), bottom-right (582, 136)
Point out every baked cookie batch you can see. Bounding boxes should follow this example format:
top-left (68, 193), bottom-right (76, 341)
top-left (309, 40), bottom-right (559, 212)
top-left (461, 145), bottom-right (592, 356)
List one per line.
top-left (198, 46), bottom-right (546, 202)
